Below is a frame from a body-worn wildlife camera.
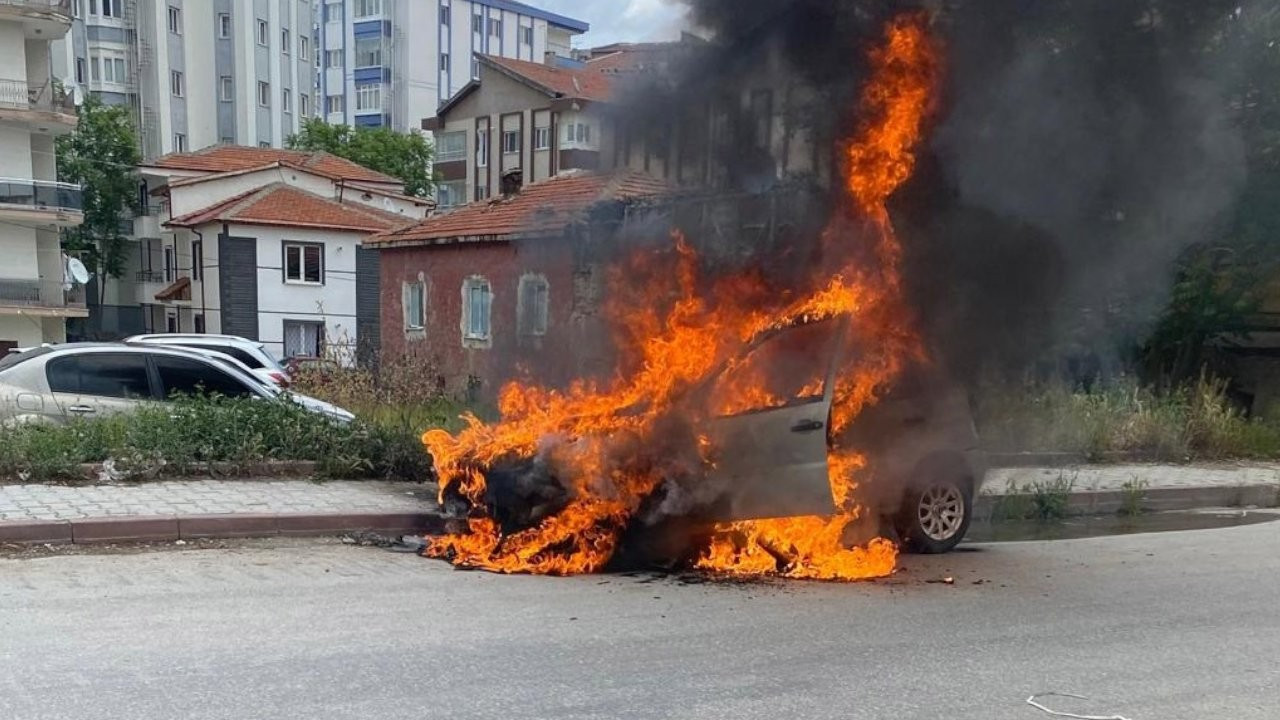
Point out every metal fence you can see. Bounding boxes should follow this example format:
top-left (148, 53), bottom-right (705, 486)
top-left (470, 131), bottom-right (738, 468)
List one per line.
top-left (0, 177), bottom-right (83, 212)
top-left (0, 278), bottom-right (86, 309)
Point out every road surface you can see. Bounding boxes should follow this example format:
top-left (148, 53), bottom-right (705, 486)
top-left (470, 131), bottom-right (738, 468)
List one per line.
top-left (2, 517), bottom-right (1277, 720)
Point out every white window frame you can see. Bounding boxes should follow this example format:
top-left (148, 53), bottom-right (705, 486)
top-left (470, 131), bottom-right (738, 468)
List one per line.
top-left (281, 28), bottom-right (291, 54)
top-left (173, 133), bottom-right (187, 153)
top-left (218, 13), bottom-right (231, 38)
top-left (325, 49), bottom-right (343, 68)
top-left (355, 83), bottom-right (381, 112)
top-left (257, 19), bottom-right (269, 47)
top-left (533, 126), bottom-right (551, 150)
top-left (299, 34), bottom-right (309, 60)
top-left (283, 320), bottom-right (325, 359)
top-left (326, 94), bottom-right (344, 114)
top-left (488, 17), bottom-right (501, 37)
top-left (439, 3), bottom-right (450, 26)
top-left (300, 92), bottom-right (310, 117)
top-left (167, 5), bottom-right (182, 34)
top-left (282, 87), bottom-right (292, 113)
top-left (518, 274), bottom-right (549, 337)
top-left (521, 25), bottom-right (533, 46)
top-left (353, 0), bottom-right (381, 18)
top-left (219, 76), bottom-right (233, 102)
top-left (461, 277), bottom-right (492, 341)
top-left (435, 131), bottom-right (466, 162)
top-left (471, 13), bottom-right (482, 34)
top-left (283, 242), bottom-right (324, 285)
top-left (404, 281), bottom-right (426, 331)
top-left (440, 52), bottom-right (450, 74)
top-left (436, 180), bottom-right (465, 209)
top-left (354, 36), bottom-right (382, 68)
top-left (170, 70), bottom-right (184, 97)
top-left (258, 81), bottom-right (270, 107)
top-left (501, 130), bottom-right (520, 155)
top-left (476, 129), bottom-right (489, 167)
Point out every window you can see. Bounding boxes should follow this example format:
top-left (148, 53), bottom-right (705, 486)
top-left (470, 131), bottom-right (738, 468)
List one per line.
top-left (355, 83), bottom-right (381, 111)
top-left (170, 70), bottom-right (184, 97)
top-left (155, 356), bottom-right (256, 399)
top-left (440, 53), bottom-right (450, 74)
top-left (167, 6), bottom-right (181, 34)
top-left (193, 314), bottom-right (206, 334)
top-left (326, 94), bottom-right (344, 114)
top-left (73, 0), bottom-right (81, 18)
top-left (192, 240), bottom-right (203, 281)
top-left (354, 36), bottom-right (381, 67)
top-left (404, 282), bottom-right (426, 330)
top-left (475, 184), bottom-right (489, 202)
top-left (488, 17), bottom-right (501, 37)
top-left (259, 142), bottom-right (271, 148)
top-left (173, 133), bottom-right (187, 152)
top-left (96, 0), bottom-right (121, 18)
top-left (521, 25), bottom-right (533, 46)
top-left (258, 81), bottom-right (270, 107)
top-left (111, 57), bottom-right (125, 83)
top-left (534, 126), bottom-right (551, 150)
top-left (281, 28), bottom-right (291, 54)
top-left (323, 0), bottom-right (341, 23)
top-left (282, 88), bottom-right (292, 113)
top-left (353, 0), bottom-right (380, 17)
top-left (283, 242), bottom-right (323, 284)
top-left (219, 76), bottom-right (233, 101)
top-left (164, 246), bottom-right (176, 282)
top-left (166, 311), bottom-right (177, 335)
top-left (436, 180), bottom-right (465, 208)
top-left (257, 19), bottom-right (269, 46)
top-left (75, 58), bottom-right (86, 84)
top-left (94, 54), bottom-right (126, 84)
top-left (471, 58), bottom-right (480, 79)
top-left (218, 13), bottom-right (231, 38)
top-left (440, 3), bottom-right (450, 26)
top-left (436, 131), bottom-right (466, 162)
top-left (471, 13), bottom-right (483, 34)
top-left (502, 130), bottom-right (519, 154)
top-left (518, 275), bottom-right (549, 336)
top-left (708, 319), bottom-right (840, 417)
top-left (476, 129), bottom-right (489, 167)
top-left (283, 321), bottom-right (325, 358)
top-left (46, 354), bottom-right (152, 399)
top-left (563, 122), bottom-right (591, 145)
top-left (90, 57), bottom-right (99, 81)
top-left (300, 93), bottom-right (310, 117)
top-left (299, 34), bottom-right (309, 59)
top-left (462, 278), bottom-right (492, 340)
top-left (325, 49), bottom-right (343, 68)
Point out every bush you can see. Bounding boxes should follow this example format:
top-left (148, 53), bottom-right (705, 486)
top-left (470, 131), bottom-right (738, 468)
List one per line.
top-left (976, 375), bottom-right (1280, 461)
top-left (0, 395), bottom-right (433, 483)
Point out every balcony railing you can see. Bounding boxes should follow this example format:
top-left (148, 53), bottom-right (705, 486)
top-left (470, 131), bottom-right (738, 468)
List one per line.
top-left (0, 177), bottom-right (83, 212)
top-left (0, 0), bottom-right (73, 14)
top-left (0, 78), bottom-right (77, 116)
top-left (0, 278), bottom-right (86, 310)
top-left (136, 270), bottom-right (166, 283)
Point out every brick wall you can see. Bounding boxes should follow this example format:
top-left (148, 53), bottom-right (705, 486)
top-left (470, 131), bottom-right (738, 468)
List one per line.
top-left (378, 238), bottom-right (608, 398)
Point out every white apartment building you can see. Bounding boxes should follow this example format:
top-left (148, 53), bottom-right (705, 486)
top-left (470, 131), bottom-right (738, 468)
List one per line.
top-left (52, 0), bottom-right (316, 159)
top-left (315, 0), bottom-right (586, 133)
top-left (0, 0), bottom-right (85, 352)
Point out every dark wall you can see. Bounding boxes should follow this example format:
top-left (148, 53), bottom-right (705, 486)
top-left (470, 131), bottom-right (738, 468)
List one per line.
top-left (218, 233), bottom-right (259, 340)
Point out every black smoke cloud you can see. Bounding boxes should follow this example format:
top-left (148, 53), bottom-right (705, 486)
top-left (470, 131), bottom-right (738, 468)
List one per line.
top-left (655, 0), bottom-right (1258, 382)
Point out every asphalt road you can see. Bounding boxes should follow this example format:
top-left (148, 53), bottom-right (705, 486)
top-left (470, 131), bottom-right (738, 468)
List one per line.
top-left (2, 518), bottom-right (1277, 720)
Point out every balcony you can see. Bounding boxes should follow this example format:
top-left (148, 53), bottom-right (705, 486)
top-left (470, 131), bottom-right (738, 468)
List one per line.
top-left (133, 203), bottom-right (166, 239)
top-left (0, 177), bottom-right (83, 227)
top-left (0, 78), bottom-right (77, 132)
top-left (0, 278), bottom-right (88, 318)
top-left (0, 0), bottom-right (72, 37)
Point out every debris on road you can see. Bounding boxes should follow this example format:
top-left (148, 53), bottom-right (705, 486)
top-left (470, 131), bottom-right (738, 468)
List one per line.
top-left (1026, 693), bottom-right (1134, 720)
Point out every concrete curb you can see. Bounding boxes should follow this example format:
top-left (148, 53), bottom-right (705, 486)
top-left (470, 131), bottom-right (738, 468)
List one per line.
top-left (975, 483), bottom-right (1280, 520)
top-left (0, 461), bottom-right (321, 485)
top-left (0, 511), bottom-right (447, 545)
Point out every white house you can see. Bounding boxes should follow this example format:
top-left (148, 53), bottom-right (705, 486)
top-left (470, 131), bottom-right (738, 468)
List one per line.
top-left (0, 0), bottom-right (84, 353)
top-left (96, 145), bottom-right (430, 362)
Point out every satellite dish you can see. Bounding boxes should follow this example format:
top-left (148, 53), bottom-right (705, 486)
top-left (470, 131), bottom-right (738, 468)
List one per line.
top-left (67, 258), bottom-right (91, 285)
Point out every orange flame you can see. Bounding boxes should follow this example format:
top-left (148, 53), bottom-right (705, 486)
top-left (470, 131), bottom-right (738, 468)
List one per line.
top-left (423, 13), bottom-right (941, 580)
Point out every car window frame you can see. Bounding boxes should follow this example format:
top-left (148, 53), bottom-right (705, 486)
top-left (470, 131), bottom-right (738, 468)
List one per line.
top-left (45, 351), bottom-right (159, 400)
top-left (150, 352), bottom-right (268, 400)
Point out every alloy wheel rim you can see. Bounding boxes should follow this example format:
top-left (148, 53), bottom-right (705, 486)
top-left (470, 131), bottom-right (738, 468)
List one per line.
top-left (917, 483), bottom-right (965, 541)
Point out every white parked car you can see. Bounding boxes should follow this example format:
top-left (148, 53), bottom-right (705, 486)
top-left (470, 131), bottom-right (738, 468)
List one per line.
top-left (124, 334), bottom-right (291, 388)
top-left (0, 344), bottom-right (352, 425)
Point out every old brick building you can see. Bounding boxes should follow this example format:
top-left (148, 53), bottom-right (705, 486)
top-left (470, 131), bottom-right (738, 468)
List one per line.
top-left (363, 171), bottom-right (668, 397)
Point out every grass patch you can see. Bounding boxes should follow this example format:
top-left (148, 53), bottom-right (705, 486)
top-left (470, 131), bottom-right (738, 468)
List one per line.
top-left (990, 473), bottom-right (1075, 521)
top-left (0, 395), bottom-right (432, 483)
top-left (976, 375), bottom-right (1280, 461)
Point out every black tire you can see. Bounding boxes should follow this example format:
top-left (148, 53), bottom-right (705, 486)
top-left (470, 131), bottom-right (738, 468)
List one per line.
top-left (897, 476), bottom-right (973, 554)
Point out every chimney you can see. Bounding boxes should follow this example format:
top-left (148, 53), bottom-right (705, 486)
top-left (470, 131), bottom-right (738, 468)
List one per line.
top-left (501, 168), bottom-right (524, 197)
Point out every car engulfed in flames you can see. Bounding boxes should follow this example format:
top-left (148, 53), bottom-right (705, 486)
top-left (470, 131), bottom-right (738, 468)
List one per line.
top-left (421, 14), bottom-right (949, 581)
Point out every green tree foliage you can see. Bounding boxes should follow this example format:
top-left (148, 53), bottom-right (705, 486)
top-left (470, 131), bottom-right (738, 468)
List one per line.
top-left (286, 118), bottom-right (434, 197)
top-left (55, 97), bottom-right (141, 283)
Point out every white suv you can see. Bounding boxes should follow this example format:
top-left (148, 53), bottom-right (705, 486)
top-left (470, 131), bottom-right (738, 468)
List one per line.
top-left (125, 334), bottom-right (290, 387)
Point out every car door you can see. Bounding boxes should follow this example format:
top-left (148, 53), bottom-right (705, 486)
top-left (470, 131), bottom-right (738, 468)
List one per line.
top-left (700, 318), bottom-right (847, 521)
top-left (45, 353), bottom-right (156, 422)
top-left (151, 354), bottom-right (267, 400)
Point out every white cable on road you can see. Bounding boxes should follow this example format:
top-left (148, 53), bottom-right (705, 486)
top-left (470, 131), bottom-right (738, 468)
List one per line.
top-left (1026, 693), bottom-right (1134, 720)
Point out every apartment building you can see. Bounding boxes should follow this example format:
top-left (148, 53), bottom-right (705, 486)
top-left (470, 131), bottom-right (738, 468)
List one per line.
top-left (0, 0), bottom-right (85, 352)
top-left (315, 0), bottom-right (586, 133)
top-left (52, 0), bottom-right (316, 159)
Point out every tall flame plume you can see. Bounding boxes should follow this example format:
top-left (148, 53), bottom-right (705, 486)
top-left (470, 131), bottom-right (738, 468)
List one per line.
top-left (422, 13), bottom-right (941, 579)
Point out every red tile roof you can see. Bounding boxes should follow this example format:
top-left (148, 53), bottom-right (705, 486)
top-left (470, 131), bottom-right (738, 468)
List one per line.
top-left (167, 183), bottom-right (415, 232)
top-left (483, 55), bottom-right (613, 102)
top-left (366, 171), bottom-right (668, 247)
top-left (148, 145), bottom-right (400, 185)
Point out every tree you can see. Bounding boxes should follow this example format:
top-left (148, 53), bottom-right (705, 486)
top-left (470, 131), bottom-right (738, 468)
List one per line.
top-left (286, 118), bottom-right (435, 197)
top-left (56, 97), bottom-right (141, 289)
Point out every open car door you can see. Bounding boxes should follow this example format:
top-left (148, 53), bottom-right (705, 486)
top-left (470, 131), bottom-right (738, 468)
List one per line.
top-left (700, 317), bottom-right (848, 521)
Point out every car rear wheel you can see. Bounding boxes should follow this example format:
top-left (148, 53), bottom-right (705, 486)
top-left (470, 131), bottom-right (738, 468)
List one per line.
top-left (898, 477), bottom-right (972, 554)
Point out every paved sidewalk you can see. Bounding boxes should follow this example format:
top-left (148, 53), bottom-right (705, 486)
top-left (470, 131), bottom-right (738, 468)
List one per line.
top-left (983, 462), bottom-right (1280, 494)
top-left (0, 479), bottom-right (436, 523)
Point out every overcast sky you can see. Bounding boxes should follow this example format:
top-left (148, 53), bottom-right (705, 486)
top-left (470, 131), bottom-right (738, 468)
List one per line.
top-left (535, 0), bottom-right (690, 48)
